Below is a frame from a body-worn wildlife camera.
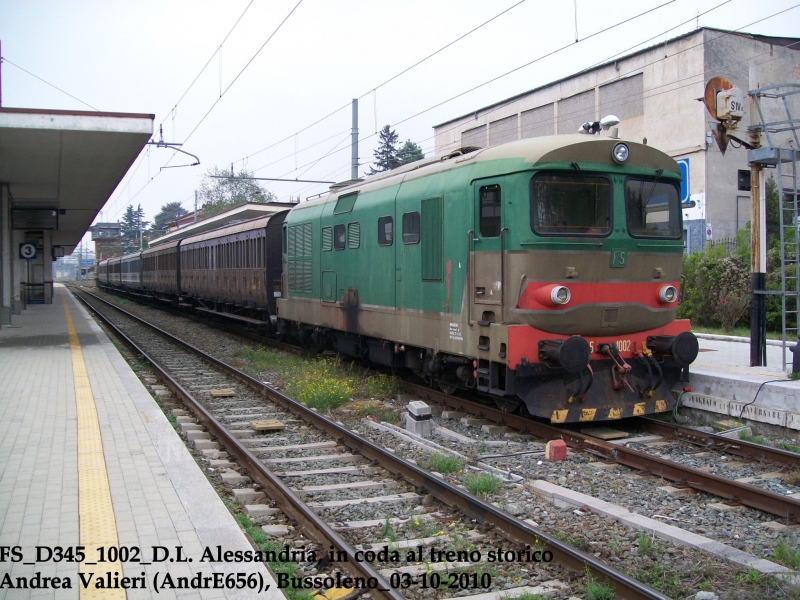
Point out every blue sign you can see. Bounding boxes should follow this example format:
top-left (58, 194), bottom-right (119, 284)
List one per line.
top-left (19, 243), bottom-right (37, 260)
top-left (676, 158), bottom-right (690, 204)
top-left (80, 259), bottom-right (95, 265)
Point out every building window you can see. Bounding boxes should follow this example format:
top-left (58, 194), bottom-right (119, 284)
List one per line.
top-left (378, 216), bottom-right (393, 246)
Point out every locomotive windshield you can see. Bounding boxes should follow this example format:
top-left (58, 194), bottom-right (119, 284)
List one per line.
top-left (530, 173), bottom-right (611, 236)
top-left (625, 177), bottom-right (682, 238)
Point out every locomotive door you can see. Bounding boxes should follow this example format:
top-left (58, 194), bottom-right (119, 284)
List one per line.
top-left (471, 179), bottom-right (504, 320)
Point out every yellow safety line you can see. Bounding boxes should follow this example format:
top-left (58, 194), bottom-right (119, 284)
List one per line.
top-left (62, 293), bottom-right (126, 599)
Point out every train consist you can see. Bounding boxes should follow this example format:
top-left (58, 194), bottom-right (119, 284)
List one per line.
top-left (99, 134), bottom-right (698, 423)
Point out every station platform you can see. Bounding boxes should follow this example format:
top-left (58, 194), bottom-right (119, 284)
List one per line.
top-left (686, 334), bottom-right (800, 430)
top-left (0, 285), bottom-right (282, 599)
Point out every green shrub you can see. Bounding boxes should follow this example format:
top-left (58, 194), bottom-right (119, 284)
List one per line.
top-left (463, 472), bottom-right (501, 496)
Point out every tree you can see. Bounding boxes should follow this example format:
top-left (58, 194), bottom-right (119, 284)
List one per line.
top-left (397, 139), bottom-right (425, 165)
top-left (367, 125), bottom-right (401, 175)
top-left (196, 166), bottom-right (276, 218)
top-left (152, 201), bottom-right (189, 235)
top-left (120, 204), bottom-right (149, 253)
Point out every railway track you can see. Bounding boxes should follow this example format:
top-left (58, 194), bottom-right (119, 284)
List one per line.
top-left (399, 382), bottom-right (800, 524)
top-left (71, 286), bottom-right (666, 600)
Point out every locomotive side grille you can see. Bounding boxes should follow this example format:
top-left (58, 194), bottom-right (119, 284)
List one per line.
top-left (347, 222), bottom-right (360, 249)
top-left (287, 222), bottom-right (313, 294)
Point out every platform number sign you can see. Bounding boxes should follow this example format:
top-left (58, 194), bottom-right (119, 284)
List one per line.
top-left (19, 243), bottom-right (37, 260)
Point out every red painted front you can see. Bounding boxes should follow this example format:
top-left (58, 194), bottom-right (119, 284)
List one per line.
top-left (506, 319), bottom-right (692, 369)
top-left (517, 281), bottom-right (680, 311)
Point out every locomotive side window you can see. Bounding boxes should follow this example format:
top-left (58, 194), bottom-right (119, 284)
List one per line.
top-left (334, 224), bottom-right (346, 250)
top-left (530, 173), bottom-right (611, 236)
top-left (479, 185), bottom-right (501, 237)
top-left (378, 216), bottom-right (393, 246)
top-left (322, 226), bottom-right (333, 251)
top-left (403, 212), bottom-right (420, 244)
top-left (625, 177), bottom-right (682, 239)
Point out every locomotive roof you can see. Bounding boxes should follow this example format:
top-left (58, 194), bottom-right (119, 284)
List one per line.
top-left (294, 134), bottom-right (679, 211)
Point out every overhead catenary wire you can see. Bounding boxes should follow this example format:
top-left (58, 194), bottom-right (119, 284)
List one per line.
top-left (107, 0), bottom-right (304, 220)
top-left (0, 56), bottom-right (100, 111)
top-left (235, 0), bottom-right (681, 185)
top-left (231, 0), bottom-right (531, 167)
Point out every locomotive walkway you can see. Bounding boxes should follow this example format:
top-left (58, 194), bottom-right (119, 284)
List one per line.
top-left (0, 284), bottom-right (280, 599)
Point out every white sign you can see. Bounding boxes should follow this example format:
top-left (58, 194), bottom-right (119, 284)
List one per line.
top-left (19, 243), bottom-right (37, 260)
top-left (683, 193), bottom-right (705, 221)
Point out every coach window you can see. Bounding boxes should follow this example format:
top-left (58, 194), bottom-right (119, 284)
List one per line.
top-left (403, 211), bottom-right (420, 244)
top-left (378, 216), bottom-right (393, 246)
top-left (530, 173), bottom-right (611, 236)
top-left (480, 185), bottom-right (501, 237)
top-left (322, 226), bottom-right (333, 251)
top-left (333, 224), bottom-right (346, 250)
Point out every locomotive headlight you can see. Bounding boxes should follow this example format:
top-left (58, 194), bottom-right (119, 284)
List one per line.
top-left (612, 143), bottom-right (629, 164)
top-left (551, 286), bottom-right (571, 305)
top-left (659, 285), bottom-right (678, 303)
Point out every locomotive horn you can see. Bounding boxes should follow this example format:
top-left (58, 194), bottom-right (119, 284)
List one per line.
top-left (646, 332), bottom-right (699, 368)
top-left (538, 336), bottom-right (591, 373)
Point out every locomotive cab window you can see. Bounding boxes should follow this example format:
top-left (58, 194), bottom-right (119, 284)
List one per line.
top-left (378, 216), bottom-right (393, 246)
top-left (333, 224), bottom-right (346, 250)
top-left (625, 176), bottom-right (682, 239)
top-left (480, 185), bottom-right (501, 237)
top-left (530, 173), bottom-right (611, 236)
top-left (402, 211), bottom-right (420, 244)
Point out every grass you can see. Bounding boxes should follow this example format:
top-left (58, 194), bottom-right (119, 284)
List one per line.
top-left (463, 472), bottom-right (501, 496)
top-left (426, 453), bottom-right (463, 474)
top-left (234, 346), bottom-right (400, 411)
top-left (740, 430), bottom-right (769, 445)
top-left (507, 594), bottom-right (547, 600)
top-left (380, 518), bottom-right (398, 542)
top-left (552, 530), bottom-right (590, 552)
top-left (774, 539), bottom-right (800, 569)
top-left (355, 400), bottom-right (398, 424)
top-left (235, 513), bottom-right (314, 600)
top-left (636, 532), bottom-right (654, 555)
top-left (779, 442), bottom-right (800, 453)
top-left (583, 568), bottom-right (615, 600)
top-left (407, 514), bottom-right (440, 538)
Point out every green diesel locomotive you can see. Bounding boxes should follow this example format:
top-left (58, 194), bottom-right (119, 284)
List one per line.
top-left (277, 133), bottom-right (698, 424)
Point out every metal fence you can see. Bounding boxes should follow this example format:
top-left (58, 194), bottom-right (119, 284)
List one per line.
top-left (707, 237), bottom-right (737, 253)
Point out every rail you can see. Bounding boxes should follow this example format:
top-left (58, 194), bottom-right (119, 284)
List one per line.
top-left (71, 286), bottom-right (668, 600)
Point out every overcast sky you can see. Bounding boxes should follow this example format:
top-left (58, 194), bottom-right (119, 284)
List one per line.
top-left (1, 0), bottom-right (798, 249)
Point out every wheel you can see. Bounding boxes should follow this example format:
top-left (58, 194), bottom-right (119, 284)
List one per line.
top-left (437, 380), bottom-right (458, 395)
top-left (494, 396), bottom-right (521, 414)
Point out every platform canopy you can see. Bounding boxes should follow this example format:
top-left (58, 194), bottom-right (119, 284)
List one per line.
top-left (0, 107), bottom-right (154, 254)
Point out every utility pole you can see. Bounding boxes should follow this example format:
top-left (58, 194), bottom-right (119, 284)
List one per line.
top-left (749, 164), bottom-right (767, 366)
top-left (194, 190), bottom-right (198, 223)
top-left (351, 98), bottom-right (359, 181)
top-left (138, 207), bottom-right (143, 251)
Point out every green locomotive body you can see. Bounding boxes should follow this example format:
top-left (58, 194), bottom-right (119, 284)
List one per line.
top-left (278, 134), bottom-right (698, 423)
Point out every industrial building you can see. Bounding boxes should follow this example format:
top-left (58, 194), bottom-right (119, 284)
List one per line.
top-left (433, 27), bottom-right (800, 253)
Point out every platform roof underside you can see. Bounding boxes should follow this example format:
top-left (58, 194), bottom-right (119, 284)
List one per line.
top-left (0, 107), bottom-right (154, 254)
